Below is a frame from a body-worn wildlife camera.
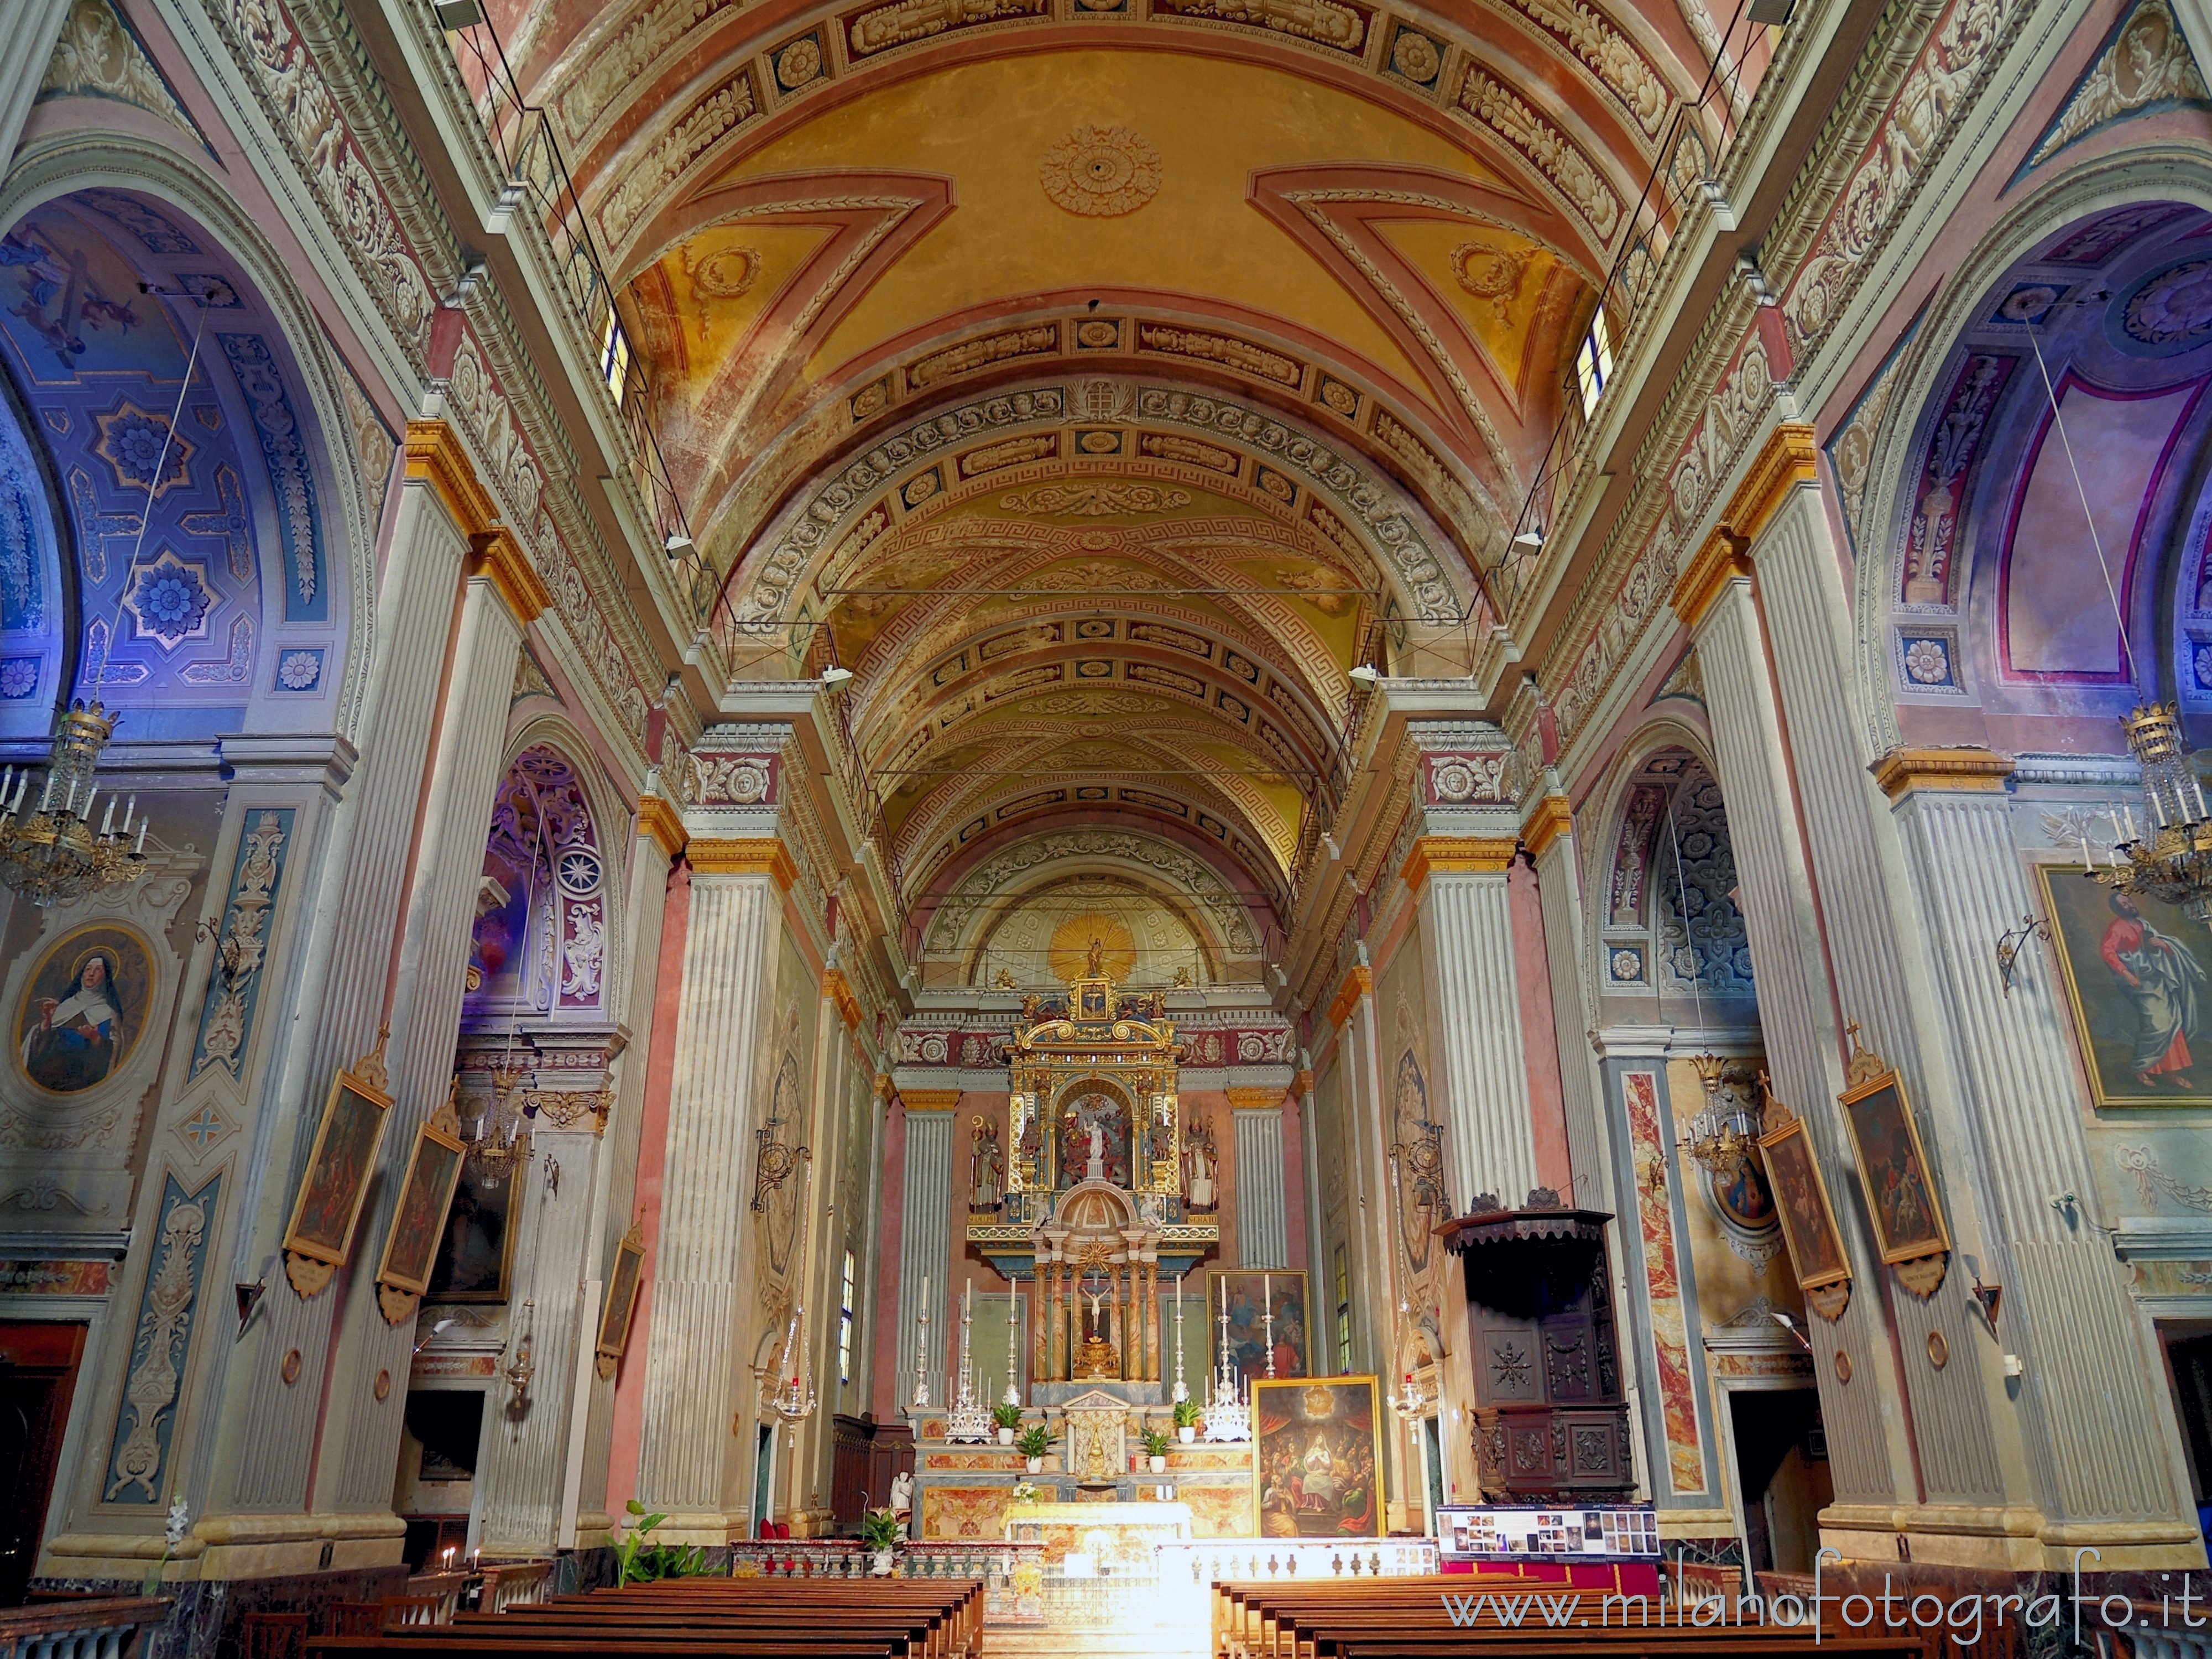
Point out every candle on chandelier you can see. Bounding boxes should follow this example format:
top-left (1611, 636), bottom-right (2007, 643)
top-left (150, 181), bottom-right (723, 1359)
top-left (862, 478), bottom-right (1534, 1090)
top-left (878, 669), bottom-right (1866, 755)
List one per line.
top-left (135, 817), bottom-right (147, 853)
top-left (79, 786), bottom-right (95, 823)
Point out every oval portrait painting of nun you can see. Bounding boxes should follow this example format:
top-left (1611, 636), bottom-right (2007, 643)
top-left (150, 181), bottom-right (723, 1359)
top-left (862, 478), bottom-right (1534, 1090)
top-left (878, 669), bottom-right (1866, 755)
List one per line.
top-left (15, 925), bottom-right (151, 1094)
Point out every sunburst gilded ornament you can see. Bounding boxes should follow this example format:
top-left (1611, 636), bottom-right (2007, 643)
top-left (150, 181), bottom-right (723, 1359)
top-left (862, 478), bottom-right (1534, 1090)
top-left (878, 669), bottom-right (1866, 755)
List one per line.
top-left (1040, 125), bottom-right (1162, 217)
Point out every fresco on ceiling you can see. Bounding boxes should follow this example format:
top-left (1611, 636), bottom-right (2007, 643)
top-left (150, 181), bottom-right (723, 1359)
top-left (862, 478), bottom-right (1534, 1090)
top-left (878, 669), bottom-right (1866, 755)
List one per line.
top-left (1887, 204), bottom-right (2212, 720)
top-left (0, 190), bottom-right (335, 736)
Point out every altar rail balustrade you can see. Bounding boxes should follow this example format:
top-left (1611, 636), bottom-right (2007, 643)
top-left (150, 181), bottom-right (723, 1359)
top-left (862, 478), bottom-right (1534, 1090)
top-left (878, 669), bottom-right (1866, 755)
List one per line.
top-left (0, 1597), bottom-right (168, 1659)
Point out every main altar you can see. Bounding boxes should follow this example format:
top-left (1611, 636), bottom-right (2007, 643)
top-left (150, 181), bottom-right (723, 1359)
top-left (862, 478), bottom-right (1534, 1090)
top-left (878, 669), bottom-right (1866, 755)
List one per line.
top-left (911, 967), bottom-right (1252, 1547)
top-left (968, 967), bottom-right (1219, 1405)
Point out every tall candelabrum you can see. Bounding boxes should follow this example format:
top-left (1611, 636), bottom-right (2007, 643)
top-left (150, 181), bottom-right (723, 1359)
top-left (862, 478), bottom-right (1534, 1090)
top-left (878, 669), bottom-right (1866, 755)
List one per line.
top-left (910, 1276), bottom-right (932, 1410)
top-left (1003, 1277), bottom-right (1021, 1408)
top-left (1206, 1276), bottom-right (1251, 1442)
top-left (1171, 1272), bottom-right (1187, 1405)
top-left (946, 1281), bottom-right (994, 1442)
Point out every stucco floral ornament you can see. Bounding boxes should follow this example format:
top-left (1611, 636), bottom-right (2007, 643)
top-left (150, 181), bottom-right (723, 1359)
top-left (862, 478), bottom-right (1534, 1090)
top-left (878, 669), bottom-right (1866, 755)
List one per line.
top-left (1041, 126), bottom-right (1161, 217)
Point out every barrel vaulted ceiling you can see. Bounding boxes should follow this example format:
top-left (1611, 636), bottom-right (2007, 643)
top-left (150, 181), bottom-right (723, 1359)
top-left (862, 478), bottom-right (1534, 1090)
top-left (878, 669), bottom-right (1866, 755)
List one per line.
top-left (466, 0), bottom-right (1730, 929)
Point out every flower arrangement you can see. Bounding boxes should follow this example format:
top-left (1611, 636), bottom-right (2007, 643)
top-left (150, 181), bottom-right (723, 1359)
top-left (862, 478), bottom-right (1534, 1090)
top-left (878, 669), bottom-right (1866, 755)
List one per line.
top-left (1011, 1482), bottom-right (1040, 1505)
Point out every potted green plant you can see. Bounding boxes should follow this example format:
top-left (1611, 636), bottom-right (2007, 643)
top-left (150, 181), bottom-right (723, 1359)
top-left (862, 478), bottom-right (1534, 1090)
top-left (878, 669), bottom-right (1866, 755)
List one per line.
top-left (993, 1402), bottom-right (1023, 1446)
top-left (614, 1498), bottom-right (708, 1585)
top-left (1139, 1426), bottom-right (1172, 1474)
top-left (1172, 1399), bottom-right (1202, 1444)
top-left (859, 1505), bottom-right (904, 1576)
top-left (1015, 1423), bottom-right (1058, 1473)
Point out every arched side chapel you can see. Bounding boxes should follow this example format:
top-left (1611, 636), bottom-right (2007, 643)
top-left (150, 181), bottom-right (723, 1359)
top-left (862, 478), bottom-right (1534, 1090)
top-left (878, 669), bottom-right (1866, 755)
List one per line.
top-left (0, 0), bottom-right (2202, 1648)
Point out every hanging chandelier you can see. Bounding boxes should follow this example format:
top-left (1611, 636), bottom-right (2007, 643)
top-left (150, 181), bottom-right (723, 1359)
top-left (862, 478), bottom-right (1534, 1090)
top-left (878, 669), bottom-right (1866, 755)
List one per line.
top-left (1677, 1054), bottom-right (1763, 1177)
top-left (0, 697), bottom-right (149, 906)
top-left (2085, 703), bottom-right (2212, 921)
top-left (766, 1300), bottom-right (817, 1435)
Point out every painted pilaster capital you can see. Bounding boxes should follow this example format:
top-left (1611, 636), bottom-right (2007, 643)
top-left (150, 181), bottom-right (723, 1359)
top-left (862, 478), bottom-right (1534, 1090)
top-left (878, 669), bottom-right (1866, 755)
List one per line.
top-left (635, 794), bottom-right (687, 859)
top-left (1325, 964), bottom-right (1373, 1027)
top-left (823, 968), bottom-right (863, 1031)
top-left (467, 527), bottom-right (552, 624)
top-left (404, 418), bottom-right (497, 535)
top-left (687, 837), bottom-right (798, 890)
top-left (1401, 834), bottom-right (1517, 892)
top-left (1225, 1086), bottom-right (1286, 1113)
top-left (1292, 1069), bottom-right (1316, 1094)
top-left (1722, 422), bottom-right (1819, 545)
top-left (900, 1088), bottom-right (962, 1113)
top-left (1869, 747), bottom-right (2015, 801)
top-left (1520, 792), bottom-right (1573, 860)
top-left (1670, 527), bottom-right (1754, 630)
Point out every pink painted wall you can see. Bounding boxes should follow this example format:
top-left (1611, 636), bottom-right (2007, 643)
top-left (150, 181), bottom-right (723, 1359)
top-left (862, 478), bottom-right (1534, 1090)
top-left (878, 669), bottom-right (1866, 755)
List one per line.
top-left (867, 1094), bottom-right (909, 1421)
top-left (604, 859), bottom-right (690, 1516)
top-left (1508, 859), bottom-right (1575, 1198)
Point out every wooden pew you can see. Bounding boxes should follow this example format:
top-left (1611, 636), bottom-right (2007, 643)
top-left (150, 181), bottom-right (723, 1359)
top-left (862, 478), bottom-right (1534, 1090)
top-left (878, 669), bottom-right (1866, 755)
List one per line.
top-left (1212, 1577), bottom-right (1919, 1659)
top-left (308, 1576), bottom-right (984, 1659)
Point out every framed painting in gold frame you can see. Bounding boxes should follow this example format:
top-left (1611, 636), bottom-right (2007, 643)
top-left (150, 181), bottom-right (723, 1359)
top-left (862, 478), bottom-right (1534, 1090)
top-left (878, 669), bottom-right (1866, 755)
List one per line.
top-left (2034, 864), bottom-right (2212, 1108)
top-left (595, 1223), bottom-right (647, 1379)
top-left (282, 1059), bottom-right (394, 1296)
top-left (1208, 1267), bottom-right (1309, 1386)
top-left (374, 1116), bottom-right (467, 1323)
top-left (1756, 1109), bottom-right (1850, 1293)
top-left (1837, 1065), bottom-right (1950, 1265)
top-left (1251, 1375), bottom-right (1382, 1538)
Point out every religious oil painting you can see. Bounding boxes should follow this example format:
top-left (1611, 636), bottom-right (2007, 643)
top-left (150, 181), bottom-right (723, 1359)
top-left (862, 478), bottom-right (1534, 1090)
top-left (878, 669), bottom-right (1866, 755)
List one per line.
top-left (377, 1119), bottom-right (467, 1297)
top-left (1211, 1268), bottom-right (1308, 1385)
top-left (1838, 1068), bottom-right (1949, 1265)
top-left (429, 1152), bottom-right (520, 1302)
top-left (595, 1224), bottom-right (646, 1377)
top-left (14, 924), bottom-right (150, 1094)
top-left (283, 1063), bottom-right (393, 1266)
top-left (2037, 865), bottom-right (2212, 1107)
top-left (1254, 1376), bottom-right (1381, 1538)
top-left (1757, 1110), bottom-right (1850, 1291)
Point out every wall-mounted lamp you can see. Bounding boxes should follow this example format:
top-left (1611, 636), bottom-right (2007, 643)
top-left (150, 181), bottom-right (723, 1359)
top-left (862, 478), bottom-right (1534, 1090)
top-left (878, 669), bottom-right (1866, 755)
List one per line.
top-left (1768, 1311), bottom-right (1812, 1353)
top-left (1960, 1254), bottom-right (2002, 1331)
top-left (664, 531), bottom-right (693, 556)
top-left (504, 1303), bottom-right (536, 1411)
top-left (820, 666), bottom-right (855, 692)
top-left (234, 1279), bottom-right (266, 1339)
top-left (1512, 526), bottom-right (1544, 550)
top-left (1348, 664), bottom-right (1380, 687)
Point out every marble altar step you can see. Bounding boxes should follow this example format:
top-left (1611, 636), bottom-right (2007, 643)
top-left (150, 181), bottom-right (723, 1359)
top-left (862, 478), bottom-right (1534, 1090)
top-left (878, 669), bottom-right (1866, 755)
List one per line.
top-left (980, 1630), bottom-right (1206, 1659)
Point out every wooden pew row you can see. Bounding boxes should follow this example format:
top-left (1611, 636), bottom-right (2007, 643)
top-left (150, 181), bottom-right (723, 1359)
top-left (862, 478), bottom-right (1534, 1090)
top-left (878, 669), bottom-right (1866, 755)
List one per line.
top-left (307, 1579), bottom-right (983, 1659)
top-left (526, 1581), bottom-right (984, 1657)
top-left (1213, 1579), bottom-right (1915, 1659)
top-left (453, 1601), bottom-right (966, 1659)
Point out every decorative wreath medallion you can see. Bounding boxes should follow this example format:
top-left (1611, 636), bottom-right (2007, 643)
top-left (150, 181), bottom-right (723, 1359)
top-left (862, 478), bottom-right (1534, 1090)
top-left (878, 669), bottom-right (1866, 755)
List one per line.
top-left (1041, 125), bottom-right (1162, 217)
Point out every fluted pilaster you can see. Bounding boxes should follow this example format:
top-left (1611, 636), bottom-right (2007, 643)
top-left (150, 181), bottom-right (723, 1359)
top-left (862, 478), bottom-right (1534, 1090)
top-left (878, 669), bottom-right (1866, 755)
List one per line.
top-left (570, 823), bottom-right (677, 1544)
top-left (325, 571), bottom-right (527, 1511)
top-left (223, 470), bottom-right (469, 1518)
top-left (1678, 546), bottom-right (1914, 1509)
top-left (1232, 1107), bottom-right (1288, 1269)
top-left (635, 868), bottom-right (779, 1527)
top-left (896, 1107), bottom-right (955, 1402)
top-left (1416, 865), bottom-right (1540, 1208)
top-left (1891, 781), bottom-right (2189, 1538)
top-left (1752, 482), bottom-right (2011, 1512)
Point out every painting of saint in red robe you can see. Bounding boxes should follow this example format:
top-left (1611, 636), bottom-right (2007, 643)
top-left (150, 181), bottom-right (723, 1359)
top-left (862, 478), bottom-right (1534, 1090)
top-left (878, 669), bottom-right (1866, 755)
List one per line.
top-left (16, 930), bottom-right (145, 1094)
top-left (2039, 869), bottom-right (2212, 1107)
